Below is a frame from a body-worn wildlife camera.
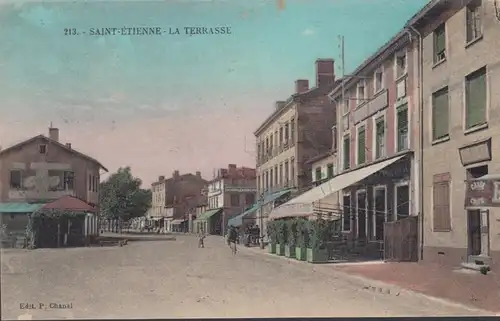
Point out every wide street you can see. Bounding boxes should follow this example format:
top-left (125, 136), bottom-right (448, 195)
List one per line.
top-left (0, 234), bottom-right (492, 319)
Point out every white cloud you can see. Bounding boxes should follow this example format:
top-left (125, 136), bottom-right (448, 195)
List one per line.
top-left (302, 28), bottom-right (315, 36)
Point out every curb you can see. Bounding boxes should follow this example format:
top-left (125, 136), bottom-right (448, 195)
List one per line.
top-left (239, 245), bottom-right (497, 316)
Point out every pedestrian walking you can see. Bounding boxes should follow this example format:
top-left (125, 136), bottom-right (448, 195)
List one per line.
top-left (198, 230), bottom-right (206, 248)
top-left (228, 225), bottom-right (237, 255)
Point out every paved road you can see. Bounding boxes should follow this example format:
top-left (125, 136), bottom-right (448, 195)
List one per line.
top-left (0, 234), bottom-right (492, 319)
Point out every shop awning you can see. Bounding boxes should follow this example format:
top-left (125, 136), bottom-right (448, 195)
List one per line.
top-left (269, 155), bottom-right (405, 220)
top-left (195, 208), bottom-right (222, 221)
top-left (0, 202), bottom-right (45, 214)
top-left (261, 189), bottom-right (293, 206)
top-left (228, 206), bottom-right (258, 227)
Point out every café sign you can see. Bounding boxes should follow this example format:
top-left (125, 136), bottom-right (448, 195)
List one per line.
top-left (464, 179), bottom-right (500, 207)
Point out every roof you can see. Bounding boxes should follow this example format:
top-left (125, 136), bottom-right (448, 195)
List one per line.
top-left (42, 195), bottom-right (96, 213)
top-left (306, 151), bottom-right (335, 165)
top-left (0, 135), bottom-right (108, 172)
top-left (0, 202), bottom-right (46, 214)
top-left (254, 78), bottom-right (342, 136)
top-left (151, 173), bottom-right (208, 186)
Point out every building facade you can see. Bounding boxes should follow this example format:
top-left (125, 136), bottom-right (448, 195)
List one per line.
top-left (204, 164), bottom-right (256, 235)
top-left (255, 59), bottom-right (338, 198)
top-left (328, 28), bottom-right (418, 246)
top-left (409, 0), bottom-right (500, 270)
top-left (150, 170), bottom-right (207, 231)
top-left (0, 127), bottom-right (107, 240)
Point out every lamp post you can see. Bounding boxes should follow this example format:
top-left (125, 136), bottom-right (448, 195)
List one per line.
top-left (259, 192), bottom-right (265, 249)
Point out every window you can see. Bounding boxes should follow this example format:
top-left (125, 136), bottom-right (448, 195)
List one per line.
top-left (284, 123), bottom-right (289, 142)
top-left (290, 119), bottom-right (295, 143)
top-left (274, 165), bottom-right (278, 186)
top-left (343, 98), bottom-right (350, 130)
top-left (269, 168), bottom-right (274, 188)
top-left (279, 127), bottom-right (283, 144)
top-left (265, 171), bottom-right (269, 191)
top-left (432, 87), bottom-right (449, 140)
top-left (357, 125), bottom-right (366, 165)
top-left (269, 133), bottom-right (274, 153)
top-left (48, 170), bottom-right (65, 191)
top-left (275, 130), bottom-right (278, 148)
top-left (88, 174), bottom-right (92, 191)
top-left (290, 158), bottom-right (295, 186)
top-left (9, 170), bottom-right (22, 189)
top-left (395, 51), bottom-right (407, 78)
top-left (374, 69), bottom-right (384, 93)
top-left (395, 184), bottom-right (410, 220)
top-left (230, 193), bottom-right (240, 207)
top-left (374, 187), bottom-right (386, 240)
top-left (465, 67), bottom-right (487, 129)
top-left (343, 98), bottom-right (350, 115)
top-left (433, 24), bottom-right (446, 63)
top-left (356, 82), bottom-right (366, 106)
top-left (327, 163), bottom-right (334, 178)
top-left (343, 135), bottom-right (350, 170)
top-left (315, 167), bottom-right (322, 182)
top-left (396, 104), bottom-right (409, 152)
top-left (245, 193), bottom-right (255, 205)
top-left (279, 163), bottom-right (283, 186)
top-left (375, 117), bottom-right (385, 159)
top-left (433, 174), bottom-right (451, 231)
top-left (332, 125), bottom-right (337, 151)
top-left (38, 144), bottom-right (47, 154)
top-left (284, 160), bottom-right (289, 185)
top-left (342, 194), bottom-right (351, 231)
top-left (466, 0), bottom-right (482, 43)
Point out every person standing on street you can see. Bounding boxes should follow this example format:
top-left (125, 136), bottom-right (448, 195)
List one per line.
top-left (198, 230), bottom-right (206, 248)
top-left (228, 225), bottom-right (237, 255)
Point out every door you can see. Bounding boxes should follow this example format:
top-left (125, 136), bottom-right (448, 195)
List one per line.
top-left (374, 187), bottom-right (387, 241)
top-left (467, 210), bottom-right (481, 256)
top-left (357, 191), bottom-right (367, 240)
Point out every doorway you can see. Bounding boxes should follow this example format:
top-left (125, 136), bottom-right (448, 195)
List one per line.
top-left (356, 190), bottom-right (367, 240)
top-left (467, 210), bottom-right (482, 256)
top-left (373, 186), bottom-right (387, 241)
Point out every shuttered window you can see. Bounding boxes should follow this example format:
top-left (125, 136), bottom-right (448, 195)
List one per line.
top-left (432, 87), bottom-right (449, 140)
top-left (433, 24), bottom-right (446, 63)
top-left (433, 173), bottom-right (451, 232)
top-left (357, 126), bottom-right (366, 164)
top-left (343, 135), bottom-right (350, 170)
top-left (397, 104), bottom-right (408, 151)
top-left (465, 67), bottom-right (487, 129)
top-left (375, 117), bottom-right (385, 159)
top-left (466, 0), bottom-right (482, 43)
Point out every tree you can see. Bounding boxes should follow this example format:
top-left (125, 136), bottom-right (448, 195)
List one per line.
top-left (99, 167), bottom-right (152, 220)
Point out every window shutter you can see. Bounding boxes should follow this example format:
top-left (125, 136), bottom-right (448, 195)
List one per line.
top-left (433, 182), bottom-right (451, 231)
top-left (466, 68), bottom-right (487, 128)
top-left (397, 106), bottom-right (408, 133)
top-left (358, 127), bottom-right (365, 163)
top-left (432, 89), bottom-right (449, 140)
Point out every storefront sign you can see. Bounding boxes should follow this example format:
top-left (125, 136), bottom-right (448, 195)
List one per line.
top-left (464, 179), bottom-right (500, 207)
top-left (459, 138), bottom-right (491, 166)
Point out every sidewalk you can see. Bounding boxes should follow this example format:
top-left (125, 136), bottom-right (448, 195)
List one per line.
top-left (237, 244), bottom-right (498, 314)
top-left (330, 261), bottom-right (500, 313)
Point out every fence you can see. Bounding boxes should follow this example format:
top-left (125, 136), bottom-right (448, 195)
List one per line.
top-left (384, 216), bottom-right (418, 262)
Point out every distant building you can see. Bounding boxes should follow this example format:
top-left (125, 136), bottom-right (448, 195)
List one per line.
top-left (194, 164), bottom-right (256, 235)
top-left (150, 170), bottom-right (207, 232)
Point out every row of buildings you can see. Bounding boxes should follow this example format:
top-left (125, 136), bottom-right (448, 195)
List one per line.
top-left (250, 0), bottom-right (500, 272)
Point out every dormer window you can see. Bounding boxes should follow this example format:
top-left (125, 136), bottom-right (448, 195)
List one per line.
top-left (38, 144), bottom-right (47, 154)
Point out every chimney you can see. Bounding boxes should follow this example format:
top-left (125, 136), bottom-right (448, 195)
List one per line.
top-left (275, 101), bottom-right (286, 111)
top-left (158, 175), bottom-right (165, 182)
top-left (65, 143), bottom-right (72, 149)
top-left (48, 127), bottom-right (59, 142)
top-left (228, 164), bottom-right (237, 170)
top-left (295, 79), bottom-right (309, 94)
top-left (172, 170), bottom-right (179, 178)
top-left (195, 171), bottom-right (201, 177)
top-left (315, 58), bottom-right (335, 88)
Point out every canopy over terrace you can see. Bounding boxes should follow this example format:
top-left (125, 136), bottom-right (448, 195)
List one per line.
top-left (269, 155), bottom-right (405, 220)
top-left (227, 205), bottom-right (258, 227)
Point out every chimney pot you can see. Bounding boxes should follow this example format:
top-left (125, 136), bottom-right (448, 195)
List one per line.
top-left (315, 58), bottom-right (335, 88)
top-left (295, 79), bottom-right (309, 94)
top-left (65, 143), bottom-right (72, 149)
top-left (195, 171), bottom-right (201, 177)
top-left (48, 127), bottom-right (59, 142)
top-left (159, 175), bottom-right (165, 182)
top-left (173, 170), bottom-right (179, 178)
top-left (228, 164), bottom-right (237, 169)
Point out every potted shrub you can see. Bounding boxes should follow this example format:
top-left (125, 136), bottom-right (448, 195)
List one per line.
top-left (285, 219), bottom-right (297, 258)
top-left (275, 220), bottom-right (287, 256)
top-left (267, 221), bottom-right (277, 254)
top-left (295, 218), bottom-right (309, 261)
top-left (307, 218), bottom-right (329, 263)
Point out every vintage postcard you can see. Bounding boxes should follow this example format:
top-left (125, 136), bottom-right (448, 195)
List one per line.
top-left (1, 0), bottom-right (500, 319)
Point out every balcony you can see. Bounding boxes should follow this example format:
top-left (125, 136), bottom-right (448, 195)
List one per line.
top-left (352, 89), bottom-right (388, 125)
